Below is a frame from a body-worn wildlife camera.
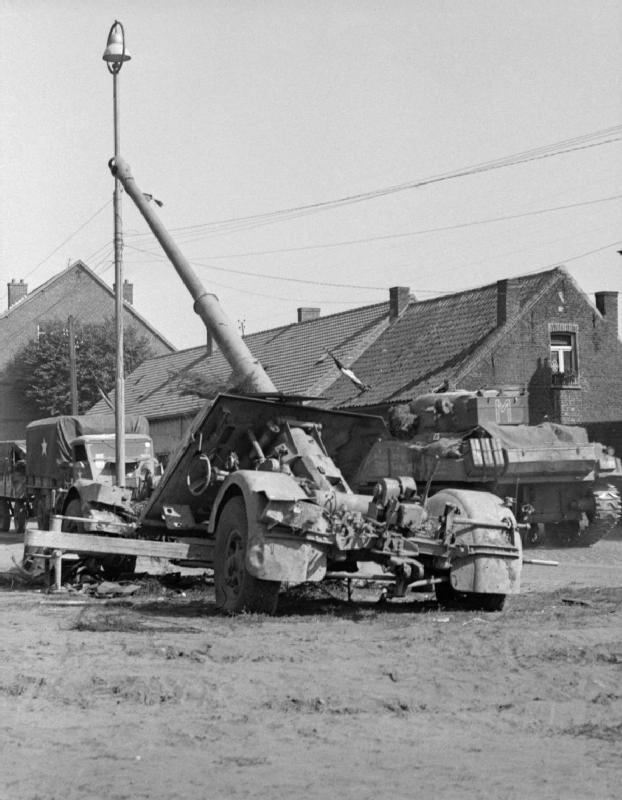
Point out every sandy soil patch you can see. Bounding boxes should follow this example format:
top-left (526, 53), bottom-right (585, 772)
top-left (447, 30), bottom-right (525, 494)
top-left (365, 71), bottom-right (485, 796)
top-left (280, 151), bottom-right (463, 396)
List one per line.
top-left (1, 532), bottom-right (621, 800)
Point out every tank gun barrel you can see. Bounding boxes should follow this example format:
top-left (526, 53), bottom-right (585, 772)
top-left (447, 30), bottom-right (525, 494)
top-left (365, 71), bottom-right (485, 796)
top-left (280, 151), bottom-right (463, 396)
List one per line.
top-left (109, 156), bottom-right (277, 395)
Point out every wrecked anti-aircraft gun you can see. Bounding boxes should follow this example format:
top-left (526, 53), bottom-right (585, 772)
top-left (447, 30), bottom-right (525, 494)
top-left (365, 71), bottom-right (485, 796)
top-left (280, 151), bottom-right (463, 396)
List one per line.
top-left (102, 156), bottom-right (527, 614)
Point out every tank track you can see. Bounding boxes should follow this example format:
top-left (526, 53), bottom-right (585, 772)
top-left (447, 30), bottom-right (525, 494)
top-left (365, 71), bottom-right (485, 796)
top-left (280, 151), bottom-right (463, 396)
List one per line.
top-left (547, 484), bottom-right (622, 547)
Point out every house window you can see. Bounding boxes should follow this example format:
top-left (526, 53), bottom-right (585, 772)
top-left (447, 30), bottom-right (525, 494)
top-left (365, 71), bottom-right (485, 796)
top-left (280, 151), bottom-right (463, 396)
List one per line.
top-left (550, 331), bottom-right (578, 386)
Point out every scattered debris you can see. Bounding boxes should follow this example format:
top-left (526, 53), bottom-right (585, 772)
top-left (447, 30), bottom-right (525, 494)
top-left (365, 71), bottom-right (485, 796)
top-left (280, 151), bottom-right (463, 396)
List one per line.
top-left (561, 597), bottom-right (595, 607)
top-left (94, 581), bottom-right (141, 598)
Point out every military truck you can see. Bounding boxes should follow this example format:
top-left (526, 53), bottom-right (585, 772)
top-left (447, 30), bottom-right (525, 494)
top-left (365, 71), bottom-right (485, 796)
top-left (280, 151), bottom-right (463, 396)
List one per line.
top-left (25, 413), bottom-right (160, 532)
top-left (0, 440), bottom-right (29, 533)
top-left (353, 388), bottom-right (622, 547)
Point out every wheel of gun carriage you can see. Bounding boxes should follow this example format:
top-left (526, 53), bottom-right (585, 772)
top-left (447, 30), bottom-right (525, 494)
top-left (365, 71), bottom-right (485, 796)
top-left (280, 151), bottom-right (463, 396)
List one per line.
top-left (427, 488), bottom-right (513, 612)
top-left (214, 496), bottom-right (280, 615)
top-left (435, 581), bottom-right (506, 612)
top-left (62, 498), bottom-right (136, 581)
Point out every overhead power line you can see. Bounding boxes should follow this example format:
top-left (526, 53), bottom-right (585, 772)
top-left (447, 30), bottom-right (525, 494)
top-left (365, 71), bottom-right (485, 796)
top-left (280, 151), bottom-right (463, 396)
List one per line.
top-left (23, 200), bottom-right (111, 282)
top-left (127, 124), bottom-right (622, 243)
top-left (143, 193), bottom-right (622, 260)
top-left (124, 243), bottom-right (384, 290)
top-left (20, 125), bottom-right (621, 287)
top-left (125, 230), bottom-right (622, 301)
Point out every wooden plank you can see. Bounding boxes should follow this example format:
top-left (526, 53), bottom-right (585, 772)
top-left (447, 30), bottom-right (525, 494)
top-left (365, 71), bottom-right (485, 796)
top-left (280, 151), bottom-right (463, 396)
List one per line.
top-left (24, 529), bottom-right (214, 562)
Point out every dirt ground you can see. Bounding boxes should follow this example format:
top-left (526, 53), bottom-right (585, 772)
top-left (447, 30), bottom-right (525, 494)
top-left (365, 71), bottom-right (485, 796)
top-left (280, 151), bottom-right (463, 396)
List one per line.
top-left (1, 529), bottom-right (621, 800)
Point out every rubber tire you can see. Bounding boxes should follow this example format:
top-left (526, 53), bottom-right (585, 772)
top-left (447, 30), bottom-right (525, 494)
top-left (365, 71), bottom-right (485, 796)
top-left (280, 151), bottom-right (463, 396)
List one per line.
top-left (521, 524), bottom-right (541, 548)
top-left (427, 489), bottom-right (514, 613)
top-left (434, 580), bottom-right (457, 608)
top-left (0, 500), bottom-right (10, 532)
top-left (14, 502), bottom-right (28, 534)
top-left (62, 498), bottom-right (84, 533)
top-left (63, 498), bottom-right (136, 580)
top-left (214, 496), bottom-right (280, 615)
top-left (435, 581), bottom-right (506, 612)
top-left (35, 496), bottom-right (49, 531)
top-left (23, 496), bottom-right (51, 572)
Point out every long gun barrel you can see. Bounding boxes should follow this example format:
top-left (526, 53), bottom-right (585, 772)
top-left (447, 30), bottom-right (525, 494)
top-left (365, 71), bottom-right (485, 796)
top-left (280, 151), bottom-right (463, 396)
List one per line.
top-left (109, 156), bottom-right (277, 395)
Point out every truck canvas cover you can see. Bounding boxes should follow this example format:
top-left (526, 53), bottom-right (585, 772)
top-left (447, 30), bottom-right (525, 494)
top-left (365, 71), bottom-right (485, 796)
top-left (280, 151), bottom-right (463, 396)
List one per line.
top-left (26, 414), bottom-right (150, 480)
top-left (479, 421), bottom-right (590, 450)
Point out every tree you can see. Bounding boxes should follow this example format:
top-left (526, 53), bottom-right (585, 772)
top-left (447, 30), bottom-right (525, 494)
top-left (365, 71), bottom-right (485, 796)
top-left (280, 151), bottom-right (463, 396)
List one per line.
top-left (11, 317), bottom-right (157, 416)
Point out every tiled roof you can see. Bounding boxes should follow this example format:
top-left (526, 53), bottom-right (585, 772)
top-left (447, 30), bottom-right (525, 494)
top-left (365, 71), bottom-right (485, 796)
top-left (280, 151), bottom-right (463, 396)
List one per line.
top-left (323, 268), bottom-right (563, 408)
top-left (90, 300), bottom-right (392, 419)
top-left (89, 267), bottom-right (571, 419)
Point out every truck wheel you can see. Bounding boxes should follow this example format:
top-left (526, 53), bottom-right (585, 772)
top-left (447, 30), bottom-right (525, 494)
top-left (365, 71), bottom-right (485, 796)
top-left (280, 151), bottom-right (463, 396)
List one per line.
top-left (214, 496), bottom-right (280, 615)
top-left (35, 496), bottom-right (49, 531)
top-left (0, 500), bottom-right (10, 532)
top-left (14, 502), bottom-right (28, 534)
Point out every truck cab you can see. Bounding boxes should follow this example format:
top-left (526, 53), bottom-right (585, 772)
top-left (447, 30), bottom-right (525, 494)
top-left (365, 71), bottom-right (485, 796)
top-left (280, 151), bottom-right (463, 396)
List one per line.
top-left (69, 433), bottom-right (161, 499)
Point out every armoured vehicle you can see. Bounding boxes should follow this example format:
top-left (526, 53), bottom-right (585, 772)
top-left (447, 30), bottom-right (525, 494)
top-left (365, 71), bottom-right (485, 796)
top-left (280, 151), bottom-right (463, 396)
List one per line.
top-left (21, 414), bottom-right (161, 577)
top-left (354, 388), bottom-right (622, 547)
top-left (67, 155), bottom-right (527, 614)
top-left (22, 414), bottom-right (160, 580)
top-left (25, 413), bottom-right (159, 533)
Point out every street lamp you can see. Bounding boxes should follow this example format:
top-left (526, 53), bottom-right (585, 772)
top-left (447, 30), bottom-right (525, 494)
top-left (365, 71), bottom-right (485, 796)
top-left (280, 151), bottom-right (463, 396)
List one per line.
top-left (103, 21), bottom-right (131, 488)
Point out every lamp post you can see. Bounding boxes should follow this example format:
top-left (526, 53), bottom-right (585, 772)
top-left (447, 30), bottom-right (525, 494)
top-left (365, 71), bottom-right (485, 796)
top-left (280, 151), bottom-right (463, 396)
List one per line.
top-left (103, 21), bottom-right (131, 488)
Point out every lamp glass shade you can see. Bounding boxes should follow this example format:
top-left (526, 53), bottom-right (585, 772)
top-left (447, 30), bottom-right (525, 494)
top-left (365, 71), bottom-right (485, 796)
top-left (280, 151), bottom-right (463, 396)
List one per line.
top-left (103, 25), bottom-right (131, 63)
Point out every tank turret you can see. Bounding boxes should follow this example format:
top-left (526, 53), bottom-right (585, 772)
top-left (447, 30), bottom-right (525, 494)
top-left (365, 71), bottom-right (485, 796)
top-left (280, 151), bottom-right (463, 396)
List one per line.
top-left (402, 388), bottom-right (528, 435)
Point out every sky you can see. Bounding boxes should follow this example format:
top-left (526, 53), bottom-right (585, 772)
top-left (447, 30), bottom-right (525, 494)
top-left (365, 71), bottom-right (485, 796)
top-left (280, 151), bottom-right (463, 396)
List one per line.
top-left (1, 0), bottom-right (621, 350)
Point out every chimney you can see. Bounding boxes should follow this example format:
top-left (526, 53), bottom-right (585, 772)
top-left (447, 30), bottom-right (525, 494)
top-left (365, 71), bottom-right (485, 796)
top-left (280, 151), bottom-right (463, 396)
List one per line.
top-left (595, 291), bottom-right (618, 328)
top-left (297, 307), bottom-right (320, 323)
top-left (7, 279), bottom-right (28, 308)
top-left (123, 279), bottom-right (133, 304)
top-left (496, 278), bottom-right (521, 326)
top-left (113, 280), bottom-right (134, 304)
top-left (389, 286), bottom-right (410, 321)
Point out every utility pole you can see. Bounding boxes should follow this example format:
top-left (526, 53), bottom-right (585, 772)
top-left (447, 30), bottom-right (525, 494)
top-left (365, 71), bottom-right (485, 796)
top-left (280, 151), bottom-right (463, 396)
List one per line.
top-left (103, 21), bottom-right (131, 487)
top-left (68, 315), bottom-right (78, 414)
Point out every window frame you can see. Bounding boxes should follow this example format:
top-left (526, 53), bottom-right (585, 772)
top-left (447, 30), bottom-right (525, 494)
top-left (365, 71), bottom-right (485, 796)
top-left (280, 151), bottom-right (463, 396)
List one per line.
top-left (548, 323), bottom-right (579, 387)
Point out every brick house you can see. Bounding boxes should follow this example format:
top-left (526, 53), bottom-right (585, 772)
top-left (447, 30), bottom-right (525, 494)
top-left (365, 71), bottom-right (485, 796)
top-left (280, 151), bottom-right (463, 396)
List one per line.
top-left (89, 266), bottom-right (622, 459)
top-left (0, 260), bottom-right (175, 439)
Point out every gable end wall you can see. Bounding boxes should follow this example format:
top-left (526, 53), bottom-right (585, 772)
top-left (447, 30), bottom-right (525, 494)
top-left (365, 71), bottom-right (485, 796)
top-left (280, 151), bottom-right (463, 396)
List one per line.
top-left (0, 266), bottom-right (173, 439)
top-left (460, 278), bottom-right (622, 426)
